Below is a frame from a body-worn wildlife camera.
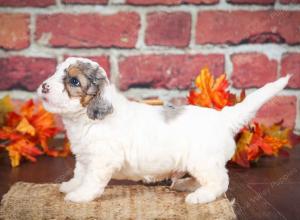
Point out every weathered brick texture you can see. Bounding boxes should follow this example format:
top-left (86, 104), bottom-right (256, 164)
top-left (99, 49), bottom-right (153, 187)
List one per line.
top-left (280, 0), bottom-right (300, 3)
top-left (196, 11), bottom-right (300, 45)
top-left (36, 13), bottom-right (140, 48)
top-left (0, 0), bottom-right (55, 7)
top-left (146, 12), bottom-right (191, 47)
top-left (0, 0), bottom-right (299, 129)
top-left (231, 53), bottom-right (277, 88)
top-left (281, 53), bottom-right (300, 88)
top-left (0, 13), bottom-right (30, 50)
top-left (0, 57), bottom-right (57, 91)
top-left (119, 54), bottom-right (224, 90)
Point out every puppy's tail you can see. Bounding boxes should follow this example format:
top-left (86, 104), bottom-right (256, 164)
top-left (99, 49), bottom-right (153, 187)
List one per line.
top-left (221, 75), bottom-right (291, 135)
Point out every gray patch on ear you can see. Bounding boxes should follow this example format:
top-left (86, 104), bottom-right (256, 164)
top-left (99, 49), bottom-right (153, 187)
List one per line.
top-left (87, 94), bottom-right (113, 120)
top-left (86, 77), bottom-right (114, 120)
top-left (162, 103), bottom-right (185, 123)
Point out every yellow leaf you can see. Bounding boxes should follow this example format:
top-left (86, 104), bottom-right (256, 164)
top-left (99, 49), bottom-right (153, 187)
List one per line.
top-left (231, 129), bottom-right (253, 167)
top-left (7, 147), bottom-right (21, 167)
top-left (0, 95), bottom-right (14, 126)
top-left (16, 118), bottom-right (36, 136)
top-left (262, 124), bottom-right (292, 148)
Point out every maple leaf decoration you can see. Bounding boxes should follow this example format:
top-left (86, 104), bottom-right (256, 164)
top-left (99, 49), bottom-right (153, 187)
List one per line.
top-left (188, 68), bottom-right (293, 167)
top-left (0, 96), bottom-right (71, 167)
top-left (188, 68), bottom-right (245, 110)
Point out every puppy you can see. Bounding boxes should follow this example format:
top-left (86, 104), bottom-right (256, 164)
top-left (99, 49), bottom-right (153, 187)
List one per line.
top-left (37, 57), bottom-right (290, 204)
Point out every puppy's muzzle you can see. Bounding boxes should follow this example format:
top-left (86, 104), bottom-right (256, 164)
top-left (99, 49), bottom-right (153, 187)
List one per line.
top-left (41, 83), bottom-right (50, 94)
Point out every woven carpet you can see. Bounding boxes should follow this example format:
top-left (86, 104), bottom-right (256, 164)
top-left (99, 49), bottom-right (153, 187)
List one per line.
top-left (0, 182), bottom-right (236, 220)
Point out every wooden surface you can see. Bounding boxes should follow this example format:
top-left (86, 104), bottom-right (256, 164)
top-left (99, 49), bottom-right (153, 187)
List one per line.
top-left (1, 144), bottom-right (300, 220)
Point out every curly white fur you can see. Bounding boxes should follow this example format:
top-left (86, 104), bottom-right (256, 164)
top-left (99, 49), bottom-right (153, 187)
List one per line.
top-left (37, 57), bottom-right (290, 204)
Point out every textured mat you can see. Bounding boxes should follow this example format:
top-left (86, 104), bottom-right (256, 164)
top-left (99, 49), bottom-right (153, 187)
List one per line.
top-left (0, 182), bottom-right (236, 220)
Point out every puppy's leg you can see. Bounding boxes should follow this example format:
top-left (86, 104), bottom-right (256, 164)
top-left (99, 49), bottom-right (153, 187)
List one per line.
top-left (171, 177), bottom-right (200, 192)
top-left (60, 160), bottom-right (84, 193)
top-left (64, 157), bottom-right (118, 203)
top-left (185, 163), bottom-right (229, 204)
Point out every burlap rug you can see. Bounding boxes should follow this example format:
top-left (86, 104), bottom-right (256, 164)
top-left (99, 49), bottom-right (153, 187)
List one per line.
top-left (0, 182), bottom-right (236, 220)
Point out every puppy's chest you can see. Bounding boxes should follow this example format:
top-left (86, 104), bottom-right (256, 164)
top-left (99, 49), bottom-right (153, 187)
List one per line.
top-left (66, 125), bottom-right (110, 153)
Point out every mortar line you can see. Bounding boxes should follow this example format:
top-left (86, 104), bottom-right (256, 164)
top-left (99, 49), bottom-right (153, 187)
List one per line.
top-left (1, 4), bottom-right (300, 14)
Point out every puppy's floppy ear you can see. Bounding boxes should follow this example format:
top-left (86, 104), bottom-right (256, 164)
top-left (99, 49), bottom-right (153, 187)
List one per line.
top-left (86, 68), bottom-right (113, 120)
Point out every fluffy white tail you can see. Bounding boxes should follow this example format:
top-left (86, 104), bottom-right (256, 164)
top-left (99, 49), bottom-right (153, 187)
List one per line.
top-left (222, 75), bottom-right (291, 134)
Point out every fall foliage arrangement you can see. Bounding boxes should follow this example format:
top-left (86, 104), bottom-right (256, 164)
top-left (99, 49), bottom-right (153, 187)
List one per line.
top-left (0, 97), bottom-right (70, 167)
top-left (0, 68), bottom-right (295, 168)
top-left (188, 68), bottom-right (293, 167)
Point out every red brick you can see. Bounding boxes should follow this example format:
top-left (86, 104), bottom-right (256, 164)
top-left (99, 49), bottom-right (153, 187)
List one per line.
top-left (227, 0), bottom-right (274, 4)
top-left (281, 53), bottom-right (300, 88)
top-left (119, 54), bottom-right (224, 90)
top-left (146, 12), bottom-right (191, 47)
top-left (231, 53), bottom-right (278, 88)
top-left (62, 0), bottom-right (108, 4)
top-left (254, 96), bottom-right (297, 129)
top-left (127, 0), bottom-right (218, 5)
top-left (280, 0), bottom-right (300, 3)
top-left (185, 0), bottom-right (218, 3)
top-left (196, 11), bottom-right (300, 45)
top-left (0, 13), bottom-right (30, 50)
top-left (0, 0), bottom-right (55, 7)
top-left (0, 57), bottom-right (57, 91)
top-left (64, 55), bottom-right (110, 78)
top-left (36, 13), bottom-right (140, 48)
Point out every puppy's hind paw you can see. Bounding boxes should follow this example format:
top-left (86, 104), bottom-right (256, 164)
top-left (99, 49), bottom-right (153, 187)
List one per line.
top-left (185, 189), bottom-right (216, 204)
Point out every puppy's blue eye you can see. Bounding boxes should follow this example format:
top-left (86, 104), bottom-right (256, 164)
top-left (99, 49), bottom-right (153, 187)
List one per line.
top-left (70, 77), bottom-right (80, 87)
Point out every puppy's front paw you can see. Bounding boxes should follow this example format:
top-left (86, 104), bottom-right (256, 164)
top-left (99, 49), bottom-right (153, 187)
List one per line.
top-left (185, 189), bottom-right (216, 204)
top-left (59, 179), bottom-right (81, 193)
top-left (64, 187), bottom-right (102, 203)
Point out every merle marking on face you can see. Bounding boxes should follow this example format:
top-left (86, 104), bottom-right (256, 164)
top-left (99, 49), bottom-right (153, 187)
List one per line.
top-left (63, 61), bottom-right (113, 120)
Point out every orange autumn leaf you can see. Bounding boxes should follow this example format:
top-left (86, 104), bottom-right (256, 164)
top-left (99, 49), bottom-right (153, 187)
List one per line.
top-left (6, 112), bottom-right (22, 128)
top-left (0, 127), bottom-right (23, 142)
top-left (231, 122), bottom-right (293, 167)
top-left (6, 139), bottom-right (43, 167)
top-left (0, 97), bottom-right (70, 167)
top-left (20, 99), bottom-right (35, 118)
top-left (188, 68), bottom-right (243, 110)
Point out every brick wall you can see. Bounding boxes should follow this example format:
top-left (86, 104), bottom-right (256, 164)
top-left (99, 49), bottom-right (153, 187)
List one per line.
top-left (0, 0), bottom-right (299, 132)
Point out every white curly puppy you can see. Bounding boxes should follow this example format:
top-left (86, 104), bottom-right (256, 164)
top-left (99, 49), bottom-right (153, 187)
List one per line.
top-left (37, 57), bottom-right (290, 204)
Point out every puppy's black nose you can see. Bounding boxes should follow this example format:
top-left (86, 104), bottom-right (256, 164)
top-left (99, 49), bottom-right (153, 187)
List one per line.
top-left (41, 83), bottom-right (50, 94)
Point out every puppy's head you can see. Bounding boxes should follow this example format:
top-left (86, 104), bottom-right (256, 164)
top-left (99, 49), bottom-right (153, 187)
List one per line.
top-left (37, 57), bottom-right (113, 120)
